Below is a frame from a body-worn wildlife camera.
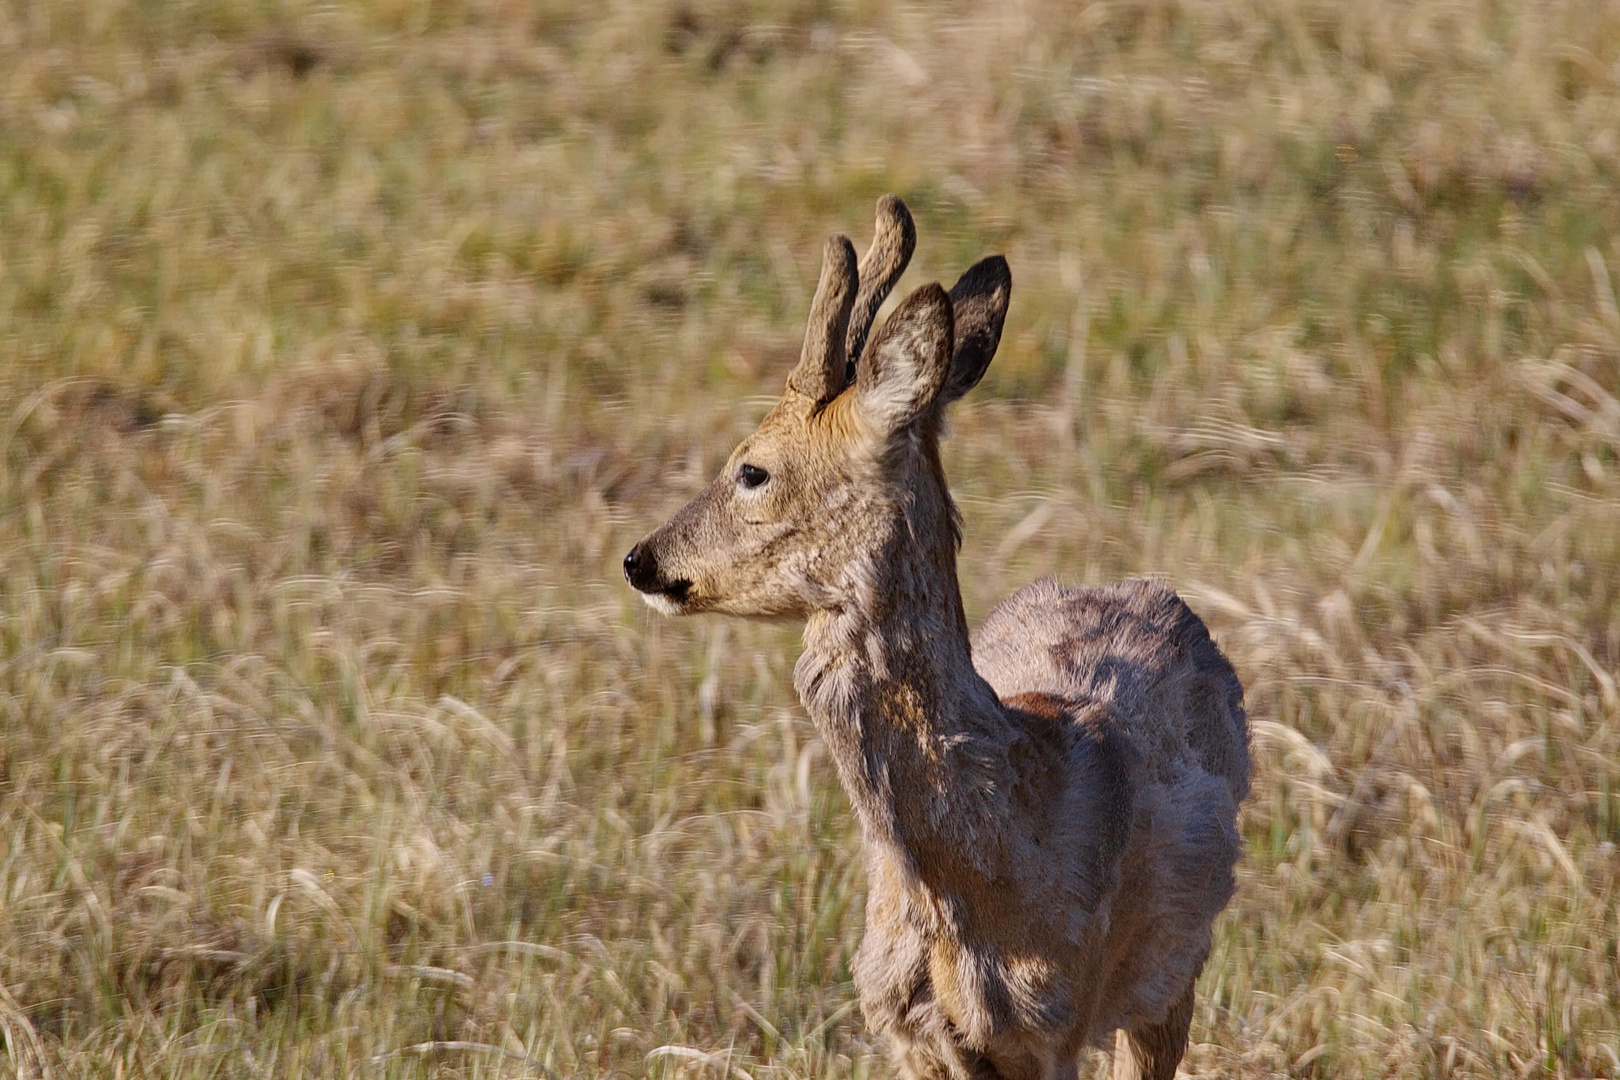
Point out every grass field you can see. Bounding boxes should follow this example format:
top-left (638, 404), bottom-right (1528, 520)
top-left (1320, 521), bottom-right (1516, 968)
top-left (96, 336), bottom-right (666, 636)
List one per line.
top-left (2, 0), bottom-right (1620, 1076)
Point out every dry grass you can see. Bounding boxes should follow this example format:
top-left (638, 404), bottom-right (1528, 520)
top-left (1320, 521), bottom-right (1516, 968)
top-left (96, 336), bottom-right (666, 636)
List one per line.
top-left (2, 0), bottom-right (1619, 1076)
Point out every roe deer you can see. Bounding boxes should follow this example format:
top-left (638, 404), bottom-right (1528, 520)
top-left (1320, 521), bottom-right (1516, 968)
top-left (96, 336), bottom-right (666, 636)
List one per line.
top-left (623, 196), bottom-right (1249, 1080)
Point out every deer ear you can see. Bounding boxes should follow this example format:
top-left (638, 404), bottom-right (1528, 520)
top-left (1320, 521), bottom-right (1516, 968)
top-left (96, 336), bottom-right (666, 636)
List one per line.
top-left (940, 255), bottom-right (1011, 404)
top-left (856, 282), bottom-right (954, 433)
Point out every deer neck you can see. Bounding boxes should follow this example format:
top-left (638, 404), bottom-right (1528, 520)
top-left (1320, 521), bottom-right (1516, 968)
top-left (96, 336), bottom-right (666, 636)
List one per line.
top-left (793, 521), bottom-right (1011, 870)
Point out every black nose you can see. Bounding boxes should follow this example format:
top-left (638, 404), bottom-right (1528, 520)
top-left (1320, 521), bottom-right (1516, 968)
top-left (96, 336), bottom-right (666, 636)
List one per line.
top-left (623, 543), bottom-right (659, 592)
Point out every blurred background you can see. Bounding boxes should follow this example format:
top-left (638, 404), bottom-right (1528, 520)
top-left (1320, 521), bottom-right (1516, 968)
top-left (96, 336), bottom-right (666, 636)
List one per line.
top-left (2, 0), bottom-right (1619, 1076)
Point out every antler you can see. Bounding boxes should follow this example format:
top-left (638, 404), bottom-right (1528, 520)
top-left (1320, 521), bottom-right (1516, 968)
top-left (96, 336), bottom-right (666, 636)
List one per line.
top-left (785, 234), bottom-right (858, 408)
top-left (786, 195), bottom-right (916, 408)
top-left (845, 195), bottom-right (917, 379)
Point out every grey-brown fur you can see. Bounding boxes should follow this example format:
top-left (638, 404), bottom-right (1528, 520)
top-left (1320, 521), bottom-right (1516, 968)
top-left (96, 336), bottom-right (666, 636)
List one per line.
top-left (624, 196), bottom-right (1250, 1080)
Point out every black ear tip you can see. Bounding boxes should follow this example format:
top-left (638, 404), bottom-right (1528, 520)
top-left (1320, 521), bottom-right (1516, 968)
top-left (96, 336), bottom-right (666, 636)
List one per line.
top-left (951, 255), bottom-right (1011, 299)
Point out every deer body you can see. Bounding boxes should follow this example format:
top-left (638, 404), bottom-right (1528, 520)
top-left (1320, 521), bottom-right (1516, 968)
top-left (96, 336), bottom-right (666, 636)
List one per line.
top-left (625, 197), bottom-right (1249, 1080)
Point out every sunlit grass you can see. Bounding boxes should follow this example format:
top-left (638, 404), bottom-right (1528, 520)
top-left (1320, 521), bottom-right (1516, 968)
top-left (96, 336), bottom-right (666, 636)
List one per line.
top-left (1, 0), bottom-right (1618, 1076)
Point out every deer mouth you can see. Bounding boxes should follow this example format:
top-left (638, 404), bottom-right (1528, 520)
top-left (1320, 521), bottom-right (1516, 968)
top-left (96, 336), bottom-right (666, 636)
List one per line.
top-left (638, 578), bottom-right (693, 615)
top-left (652, 577), bottom-right (691, 604)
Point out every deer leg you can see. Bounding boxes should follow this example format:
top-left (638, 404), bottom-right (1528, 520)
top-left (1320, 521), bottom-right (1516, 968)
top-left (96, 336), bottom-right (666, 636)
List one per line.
top-left (1111, 981), bottom-right (1195, 1080)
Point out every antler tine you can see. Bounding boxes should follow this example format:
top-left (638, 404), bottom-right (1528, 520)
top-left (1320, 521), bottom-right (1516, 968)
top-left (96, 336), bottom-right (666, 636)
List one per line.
top-left (786, 233), bottom-right (859, 409)
top-left (844, 194), bottom-right (917, 379)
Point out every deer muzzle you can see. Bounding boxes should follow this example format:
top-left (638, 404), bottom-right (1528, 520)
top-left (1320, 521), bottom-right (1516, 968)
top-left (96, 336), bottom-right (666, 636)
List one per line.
top-left (622, 540), bottom-right (692, 610)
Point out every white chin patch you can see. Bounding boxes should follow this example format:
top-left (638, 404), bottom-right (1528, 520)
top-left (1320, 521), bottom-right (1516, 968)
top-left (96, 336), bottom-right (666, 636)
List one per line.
top-left (639, 592), bottom-right (686, 616)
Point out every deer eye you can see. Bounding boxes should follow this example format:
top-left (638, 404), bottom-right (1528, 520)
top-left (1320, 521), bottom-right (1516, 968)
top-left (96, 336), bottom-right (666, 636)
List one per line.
top-left (739, 464), bottom-right (770, 489)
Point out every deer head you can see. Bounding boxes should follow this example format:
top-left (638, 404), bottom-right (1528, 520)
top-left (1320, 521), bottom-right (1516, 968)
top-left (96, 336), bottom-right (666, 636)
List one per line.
top-left (623, 195), bottom-right (1011, 620)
